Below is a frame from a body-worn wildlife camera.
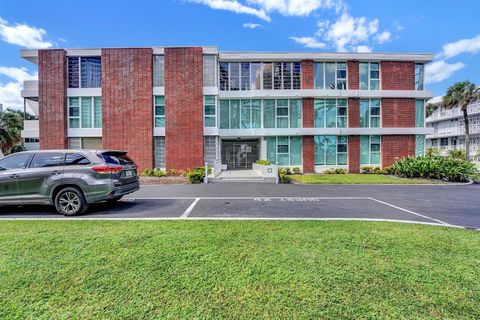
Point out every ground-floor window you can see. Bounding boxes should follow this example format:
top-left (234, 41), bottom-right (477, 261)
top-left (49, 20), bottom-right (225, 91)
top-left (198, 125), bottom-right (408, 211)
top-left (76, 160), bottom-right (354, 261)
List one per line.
top-left (68, 137), bottom-right (102, 149)
top-left (154, 137), bottom-right (166, 168)
top-left (204, 136), bottom-right (218, 164)
top-left (154, 96), bottom-right (165, 128)
top-left (265, 136), bottom-right (301, 166)
top-left (314, 136), bottom-right (348, 165)
top-left (68, 97), bottom-right (102, 129)
top-left (416, 135), bottom-right (425, 157)
top-left (360, 135), bottom-right (381, 165)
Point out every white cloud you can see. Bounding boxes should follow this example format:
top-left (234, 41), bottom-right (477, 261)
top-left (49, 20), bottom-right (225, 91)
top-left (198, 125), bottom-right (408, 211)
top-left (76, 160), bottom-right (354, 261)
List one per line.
top-left (188, 0), bottom-right (345, 21)
top-left (355, 45), bottom-right (372, 53)
top-left (393, 21), bottom-right (404, 31)
top-left (425, 60), bottom-right (465, 84)
top-left (0, 67), bottom-right (37, 109)
top-left (243, 22), bottom-right (262, 29)
top-left (289, 36), bottom-right (326, 49)
top-left (188, 0), bottom-right (270, 21)
top-left (315, 12), bottom-right (389, 52)
top-left (440, 34), bottom-right (480, 59)
top-left (0, 17), bottom-right (52, 49)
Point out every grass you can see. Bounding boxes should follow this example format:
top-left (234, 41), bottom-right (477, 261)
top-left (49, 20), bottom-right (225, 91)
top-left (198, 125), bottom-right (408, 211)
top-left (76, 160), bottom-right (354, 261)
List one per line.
top-left (291, 173), bottom-right (444, 184)
top-left (1, 221), bottom-right (479, 319)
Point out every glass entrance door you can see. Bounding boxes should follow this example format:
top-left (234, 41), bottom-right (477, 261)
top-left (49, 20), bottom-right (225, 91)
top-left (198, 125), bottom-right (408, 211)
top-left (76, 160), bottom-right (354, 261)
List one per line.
top-left (221, 140), bottom-right (260, 170)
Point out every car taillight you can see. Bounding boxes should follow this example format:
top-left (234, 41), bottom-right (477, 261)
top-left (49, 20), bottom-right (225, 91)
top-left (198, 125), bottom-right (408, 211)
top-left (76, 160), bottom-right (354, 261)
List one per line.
top-left (91, 165), bottom-right (123, 173)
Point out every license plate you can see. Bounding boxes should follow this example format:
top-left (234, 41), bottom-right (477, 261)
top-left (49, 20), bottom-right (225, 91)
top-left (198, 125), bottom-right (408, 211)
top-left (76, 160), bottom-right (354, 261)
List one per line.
top-left (124, 170), bottom-right (135, 178)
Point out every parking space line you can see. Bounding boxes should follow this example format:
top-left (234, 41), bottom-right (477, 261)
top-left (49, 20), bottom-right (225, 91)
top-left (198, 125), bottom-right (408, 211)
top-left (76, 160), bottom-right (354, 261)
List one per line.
top-left (368, 197), bottom-right (452, 226)
top-left (180, 198), bottom-right (200, 219)
top-left (126, 196), bottom-right (371, 200)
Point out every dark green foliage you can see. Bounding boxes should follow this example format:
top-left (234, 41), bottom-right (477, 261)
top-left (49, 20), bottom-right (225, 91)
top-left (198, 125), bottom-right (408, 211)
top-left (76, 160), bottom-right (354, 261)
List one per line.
top-left (389, 156), bottom-right (477, 182)
top-left (255, 160), bottom-right (272, 165)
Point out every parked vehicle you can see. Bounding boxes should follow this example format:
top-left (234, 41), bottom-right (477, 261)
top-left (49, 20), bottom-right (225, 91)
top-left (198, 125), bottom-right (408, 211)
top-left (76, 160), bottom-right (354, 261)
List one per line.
top-left (0, 150), bottom-right (139, 215)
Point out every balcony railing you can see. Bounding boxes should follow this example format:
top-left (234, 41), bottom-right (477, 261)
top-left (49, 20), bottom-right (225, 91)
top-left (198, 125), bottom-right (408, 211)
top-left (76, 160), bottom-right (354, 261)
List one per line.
top-left (427, 101), bottom-right (480, 122)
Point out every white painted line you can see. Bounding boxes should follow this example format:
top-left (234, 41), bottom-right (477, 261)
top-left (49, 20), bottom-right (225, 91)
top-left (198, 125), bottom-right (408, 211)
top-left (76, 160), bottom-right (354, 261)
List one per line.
top-left (126, 196), bottom-right (371, 200)
top-left (180, 198), bottom-right (200, 219)
top-left (368, 197), bottom-right (452, 226)
top-left (0, 217), bottom-right (467, 229)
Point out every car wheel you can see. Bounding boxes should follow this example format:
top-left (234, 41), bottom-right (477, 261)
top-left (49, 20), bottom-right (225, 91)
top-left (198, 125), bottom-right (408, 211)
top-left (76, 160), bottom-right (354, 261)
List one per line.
top-left (54, 187), bottom-right (89, 216)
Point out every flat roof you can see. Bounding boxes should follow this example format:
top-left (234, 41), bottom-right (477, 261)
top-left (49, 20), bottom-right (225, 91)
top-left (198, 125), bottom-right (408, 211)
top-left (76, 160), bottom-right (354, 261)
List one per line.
top-left (21, 47), bottom-right (434, 65)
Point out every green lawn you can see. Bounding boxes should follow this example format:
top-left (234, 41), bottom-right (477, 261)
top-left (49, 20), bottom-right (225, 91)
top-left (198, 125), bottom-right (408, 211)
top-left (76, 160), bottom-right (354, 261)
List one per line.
top-left (291, 173), bottom-right (443, 184)
top-left (1, 221), bottom-right (479, 319)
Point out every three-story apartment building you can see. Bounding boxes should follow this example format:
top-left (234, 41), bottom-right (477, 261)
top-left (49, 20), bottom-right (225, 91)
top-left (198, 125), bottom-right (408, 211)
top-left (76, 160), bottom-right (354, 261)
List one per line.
top-left (20, 47), bottom-right (433, 172)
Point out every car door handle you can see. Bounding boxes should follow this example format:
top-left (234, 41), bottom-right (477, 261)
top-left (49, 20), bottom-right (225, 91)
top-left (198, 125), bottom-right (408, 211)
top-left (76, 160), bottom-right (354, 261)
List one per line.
top-left (51, 170), bottom-right (62, 175)
top-left (9, 174), bottom-right (19, 179)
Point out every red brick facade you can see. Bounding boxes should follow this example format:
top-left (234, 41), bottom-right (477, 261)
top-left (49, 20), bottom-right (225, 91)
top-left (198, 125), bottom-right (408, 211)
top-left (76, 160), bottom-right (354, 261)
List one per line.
top-left (302, 98), bottom-right (314, 128)
top-left (38, 49), bottom-right (68, 149)
top-left (301, 60), bottom-right (314, 89)
top-left (381, 135), bottom-right (416, 167)
top-left (382, 98), bottom-right (416, 127)
top-left (348, 136), bottom-right (360, 173)
top-left (302, 136), bottom-right (314, 173)
top-left (381, 61), bottom-right (415, 90)
top-left (164, 47), bottom-right (204, 170)
top-left (102, 48), bottom-right (153, 171)
top-left (348, 98), bottom-right (360, 128)
top-left (347, 61), bottom-right (359, 90)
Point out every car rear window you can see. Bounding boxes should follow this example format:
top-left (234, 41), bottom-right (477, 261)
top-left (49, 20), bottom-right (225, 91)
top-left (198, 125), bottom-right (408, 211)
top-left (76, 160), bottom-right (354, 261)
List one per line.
top-left (65, 153), bottom-right (91, 166)
top-left (98, 153), bottom-right (134, 165)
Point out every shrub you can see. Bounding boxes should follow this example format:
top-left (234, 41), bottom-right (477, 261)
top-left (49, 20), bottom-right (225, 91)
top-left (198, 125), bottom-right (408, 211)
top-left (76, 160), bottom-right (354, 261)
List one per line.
top-left (323, 168), bottom-right (336, 174)
top-left (278, 168), bottom-right (292, 175)
top-left (278, 172), bottom-right (292, 184)
top-left (256, 160), bottom-right (272, 165)
top-left (153, 168), bottom-right (166, 177)
top-left (447, 149), bottom-right (467, 160)
top-left (334, 168), bottom-right (347, 174)
top-left (425, 147), bottom-right (440, 158)
top-left (141, 169), bottom-right (155, 177)
top-left (389, 156), bottom-right (477, 182)
top-left (361, 166), bottom-right (374, 174)
top-left (185, 167), bottom-right (207, 184)
top-left (284, 167), bottom-right (292, 175)
top-left (292, 167), bottom-right (301, 174)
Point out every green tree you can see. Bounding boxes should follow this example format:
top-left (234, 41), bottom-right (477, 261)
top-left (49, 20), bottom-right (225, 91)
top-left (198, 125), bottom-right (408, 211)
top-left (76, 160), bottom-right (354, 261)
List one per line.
top-left (0, 109), bottom-right (24, 154)
top-left (442, 81), bottom-right (480, 160)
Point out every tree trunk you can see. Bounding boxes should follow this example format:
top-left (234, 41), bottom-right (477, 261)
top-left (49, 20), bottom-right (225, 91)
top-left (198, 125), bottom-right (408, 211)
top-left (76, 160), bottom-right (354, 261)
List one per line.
top-left (463, 108), bottom-right (470, 160)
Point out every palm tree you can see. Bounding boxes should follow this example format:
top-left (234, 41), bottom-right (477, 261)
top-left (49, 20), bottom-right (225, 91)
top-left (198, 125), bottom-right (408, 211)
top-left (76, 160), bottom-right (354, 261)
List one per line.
top-left (442, 81), bottom-right (480, 160)
top-left (0, 110), bottom-right (24, 154)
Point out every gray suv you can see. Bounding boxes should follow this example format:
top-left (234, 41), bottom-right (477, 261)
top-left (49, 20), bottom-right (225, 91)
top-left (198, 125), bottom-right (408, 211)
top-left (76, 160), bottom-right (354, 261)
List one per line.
top-left (0, 150), bottom-right (140, 215)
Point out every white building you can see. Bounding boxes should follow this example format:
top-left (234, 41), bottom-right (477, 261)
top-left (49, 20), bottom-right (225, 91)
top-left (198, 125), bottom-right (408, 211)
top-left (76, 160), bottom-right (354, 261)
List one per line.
top-left (426, 96), bottom-right (480, 159)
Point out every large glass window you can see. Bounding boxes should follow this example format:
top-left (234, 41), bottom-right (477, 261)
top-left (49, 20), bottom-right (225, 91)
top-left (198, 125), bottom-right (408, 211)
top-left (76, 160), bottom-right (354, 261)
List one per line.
top-left (203, 55), bottom-right (216, 87)
top-left (263, 99), bottom-right (276, 128)
top-left (416, 135), bottom-right (425, 157)
top-left (69, 97), bottom-right (102, 129)
top-left (68, 57), bottom-right (101, 88)
top-left (154, 96), bottom-right (165, 127)
top-left (359, 62), bottom-right (380, 90)
top-left (220, 62), bottom-right (300, 91)
top-left (153, 55), bottom-right (164, 87)
top-left (416, 99), bottom-right (425, 127)
top-left (265, 136), bottom-right (302, 166)
top-left (360, 99), bottom-right (381, 128)
top-left (360, 135), bottom-right (381, 165)
top-left (204, 96), bottom-right (216, 127)
top-left (315, 62), bottom-right (347, 90)
top-left (314, 99), bottom-right (348, 128)
top-left (314, 136), bottom-right (348, 166)
top-left (415, 63), bottom-right (424, 90)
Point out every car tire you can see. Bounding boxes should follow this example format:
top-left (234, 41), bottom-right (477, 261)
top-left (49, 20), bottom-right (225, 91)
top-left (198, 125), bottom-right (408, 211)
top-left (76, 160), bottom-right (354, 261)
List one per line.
top-left (54, 187), bottom-right (89, 216)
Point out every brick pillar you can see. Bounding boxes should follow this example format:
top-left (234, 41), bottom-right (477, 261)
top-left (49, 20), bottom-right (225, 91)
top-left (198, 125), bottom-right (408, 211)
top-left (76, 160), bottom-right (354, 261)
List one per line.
top-left (302, 136), bottom-right (314, 173)
top-left (39, 49), bottom-right (67, 149)
top-left (102, 48), bottom-right (154, 171)
top-left (301, 60), bottom-right (314, 89)
top-left (381, 135), bottom-right (416, 168)
top-left (347, 61), bottom-right (359, 90)
top-left (302, 98), bottom-right (314, 128)
top-left (381, 98), bottom-right (415, 127)
top-left (348, 98), bottom-right (360, 128)
top-left (381, 61), bottom-right (415, 90)
top-left (348, 136), bottom-right (360, 173)
top-left (164, 47), bottom-right (204, 170)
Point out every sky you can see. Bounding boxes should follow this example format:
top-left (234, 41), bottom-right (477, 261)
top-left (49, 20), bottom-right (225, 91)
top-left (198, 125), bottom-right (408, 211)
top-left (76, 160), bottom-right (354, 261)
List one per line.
top-left (0, 0), bottom-right (479, 110)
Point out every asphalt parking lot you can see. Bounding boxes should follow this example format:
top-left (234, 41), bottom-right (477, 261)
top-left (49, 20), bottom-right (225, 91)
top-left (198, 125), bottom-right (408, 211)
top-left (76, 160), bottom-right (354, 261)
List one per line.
top-left (1, 183), bottom-right (479, 229)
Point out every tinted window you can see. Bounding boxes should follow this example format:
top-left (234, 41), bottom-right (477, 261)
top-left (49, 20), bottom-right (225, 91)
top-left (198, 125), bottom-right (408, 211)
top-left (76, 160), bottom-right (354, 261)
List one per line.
top-left (65, 153), bottom-right (91, 166)
top-left (30, 153), bottom-right (65, 168)
top-left (98, 154), bottom-right (133, 165)
top-left (0, 153), bottom-right (31, 170)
